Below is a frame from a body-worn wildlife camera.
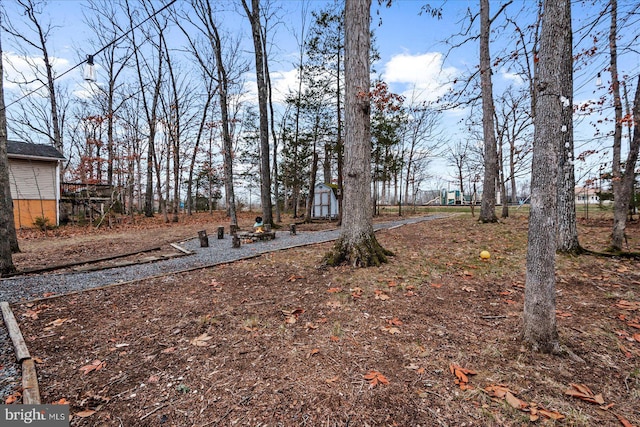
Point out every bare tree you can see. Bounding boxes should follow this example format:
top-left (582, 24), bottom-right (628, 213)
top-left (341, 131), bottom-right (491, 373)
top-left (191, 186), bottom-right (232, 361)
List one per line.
top-left (447, 140), bottom-right (471, 197)
top-left (523, 0), bottom-right (571, 354)
top-left (323, 0), bottom-right (391, 267)
top-left (125, 0), bottom-right (166, 217)
top-left (478, 0), bottom-right (510, 223)
top-left (1, 0), bottom-right (65, 157)
top-left (609, 0), bottom-right (638, 251)
top-left (179, 0), bottom-right (247, 227)
top-left (242, 0), bottom-right (273, 226)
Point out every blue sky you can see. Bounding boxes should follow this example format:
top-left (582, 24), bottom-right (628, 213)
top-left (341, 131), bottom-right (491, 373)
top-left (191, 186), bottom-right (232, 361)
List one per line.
top-left (2, 0), bottom-right (639, 186)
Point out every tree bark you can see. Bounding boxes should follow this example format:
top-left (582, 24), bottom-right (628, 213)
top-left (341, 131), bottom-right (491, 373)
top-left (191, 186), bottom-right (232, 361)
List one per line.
top-left (523, 0), bottom-right (570, 354)
top-left (478, 0), bottom-right (498, 223)
top-left (609, 0), bottom-right (629, 251)
top-left (323, 0), bottom-right (391, 268)
top-left (556, 3), bottom-right (581, 254)
top-left (0, 31), bottom-right (17, 275)
top-left (210, 22), bottom-right (238, 228)
top-left (611, 76), bottom-right (640, 251)
top-left (242, 0), bottom-right (272, 226)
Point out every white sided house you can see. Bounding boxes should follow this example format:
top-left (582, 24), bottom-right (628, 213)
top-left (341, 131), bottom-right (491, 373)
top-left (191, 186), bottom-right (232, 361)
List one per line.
top-left (7, 140), bottom-right (65, 228)
top-left (312, 183), bottom-right (339, 219)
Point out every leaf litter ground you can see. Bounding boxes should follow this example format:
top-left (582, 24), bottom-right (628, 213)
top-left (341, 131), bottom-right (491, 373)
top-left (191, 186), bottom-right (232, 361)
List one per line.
top-left (4, 211), bottom-right (640, 426)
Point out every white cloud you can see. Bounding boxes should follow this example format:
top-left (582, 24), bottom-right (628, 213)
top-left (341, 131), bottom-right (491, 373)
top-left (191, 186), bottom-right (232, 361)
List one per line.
top-left (3, 51), bottom-right (73, 90)
top-left (498, 68), bottom-right (525, 86)
top-left (382, 52), bottom-right (459, 104)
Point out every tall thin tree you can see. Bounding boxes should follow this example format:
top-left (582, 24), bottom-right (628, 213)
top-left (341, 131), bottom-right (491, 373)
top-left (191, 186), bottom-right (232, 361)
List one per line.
top-left (242, 0), bottom-right (273, 226)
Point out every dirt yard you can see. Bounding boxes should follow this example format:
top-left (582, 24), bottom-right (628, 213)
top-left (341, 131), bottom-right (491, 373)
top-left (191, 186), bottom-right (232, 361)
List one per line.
top-left (3, 210), bottom-right (640, 426)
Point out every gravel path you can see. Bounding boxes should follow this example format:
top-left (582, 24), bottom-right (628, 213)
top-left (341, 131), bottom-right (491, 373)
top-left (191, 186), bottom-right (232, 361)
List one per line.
top-left (0, 215), bottom-right (445, 305)
top-left (0, 215), bottom-right (445, 399)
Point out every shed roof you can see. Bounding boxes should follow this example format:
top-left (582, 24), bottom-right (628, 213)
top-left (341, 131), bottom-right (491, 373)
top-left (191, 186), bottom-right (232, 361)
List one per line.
top-left (7, 140), bottom-right (65, 161)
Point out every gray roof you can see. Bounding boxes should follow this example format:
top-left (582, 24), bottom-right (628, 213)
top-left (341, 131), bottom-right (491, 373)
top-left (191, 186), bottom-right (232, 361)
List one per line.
top-left (6, 140), bottom-right (65, 161)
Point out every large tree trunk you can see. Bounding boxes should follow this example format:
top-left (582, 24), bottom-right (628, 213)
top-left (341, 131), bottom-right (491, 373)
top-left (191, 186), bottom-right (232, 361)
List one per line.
top-left (611, 76), bottom-right (640, 251)
top-left (555, 3), bottom-right (581, 253)
top-left (0, 33), bottom-right (18, 275)
top-left (478, 0), bottom-right (498, 223)
top-left (523, 0), bottom-right (570, 354)
top-left (323, 0), bottom-right (391, 267)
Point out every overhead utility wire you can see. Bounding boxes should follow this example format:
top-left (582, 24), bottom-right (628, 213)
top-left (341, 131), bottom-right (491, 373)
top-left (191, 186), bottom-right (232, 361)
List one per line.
top-left (1, 0), bottom-right (177, 112)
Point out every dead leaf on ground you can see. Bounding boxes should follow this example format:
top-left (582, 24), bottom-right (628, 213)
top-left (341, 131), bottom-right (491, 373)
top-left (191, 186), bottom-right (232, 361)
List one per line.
top-left (326, 287), bottom-right (342, 293)
top-left (5, 392), bottom-right (21, 404)
top-left (505, 391), bottom-right (528, 410)
top-left (52, 398), bottom-right (69, 405)
top-left (281, 308), bottom-right (305, 324)
top-left (350, 287), bottom-right (363, 299)
top-left (485, 384), bottom-right (512, 398)
top-left (430, 283), bottom-right (443, 288)
top-left (556, 310), bottom-right (573, 318)
top-left (44, 318), bottom-right (74, 330)
top-left (190, 333), bottom-right (213, 347)
top-left (387, 317), bottom-right (403, 326)
top-left (79, 360), bottom-right (106, 375)
top-left (286, 275), bottom-right (305, 282)
top-left (536, 408), bottom-right (565, 420)
top-left (374, 290), bottom-right (390, 301)
top-left (75, 410), bottom-right (96, 418)
top-left (564, 383), bottom-right (605, 405)
top-left (23, 309), bottom-right (42, 320)
top-left (615, 413), bottom-right (634, 427)
top-left (381, 325), bottom-right (400, 335)
top-left (363, 370), bottom-right (389, 388)
top-left (615, 300), bottom-right (640, 310)
top-left (449, 363), bottom-right (477, 388)
top-left (461, 286), bottom-right (476, 293)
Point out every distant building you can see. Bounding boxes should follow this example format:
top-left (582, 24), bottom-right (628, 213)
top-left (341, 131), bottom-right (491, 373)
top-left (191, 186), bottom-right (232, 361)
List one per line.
top-left (312, 183), bottom-right (339, 219)
top-left (7, 140), bottom-right (65, 228)
top-left (575, 186), bottom-right (603, 205)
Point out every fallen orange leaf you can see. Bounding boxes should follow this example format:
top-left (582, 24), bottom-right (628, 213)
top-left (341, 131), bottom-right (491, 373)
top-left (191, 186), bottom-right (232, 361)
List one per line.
top-left (565, 383), bottom-right (605, 405)
top-left (5, 392), bottom-right (20, 404)
top-left (79, 360), bottom-right (106, 375)
top-left (616, 300), bottom-right (640, 310)
top-left (505, 391), bottom-right (528, 410)
top-left (363, 370), bottom-right (389, 388)
top-left (449, 363), bottom-right (477, 388)
top-left (616, 413), bottom-right (634, 427)
top-left (485, 384), bottom-right (512, 398)
top-left (537, 409), bottom-right (565, 420)
top-left (387, 317), bottom-right (403, 326)
top-left (75, 410), bottom-right (96, 418)
top-left (327, 287), bottom-right (342, 293)
top-left (430, 283), bottom-right (443, 288)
